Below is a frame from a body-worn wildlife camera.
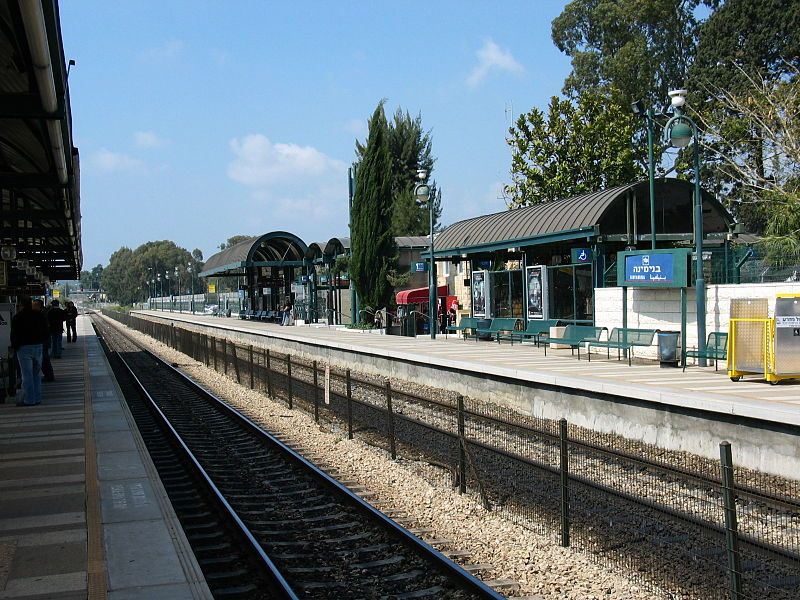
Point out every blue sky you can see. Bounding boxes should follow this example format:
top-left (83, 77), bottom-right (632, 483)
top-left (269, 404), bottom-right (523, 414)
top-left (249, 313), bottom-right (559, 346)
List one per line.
top-left (60, 1), bottom-right (573, 269)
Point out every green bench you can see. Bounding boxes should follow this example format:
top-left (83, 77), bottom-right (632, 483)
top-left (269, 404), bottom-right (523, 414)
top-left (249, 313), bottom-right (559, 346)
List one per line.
top-left (542, 325), bottom-right (607, 360)
top-left (446, 317), bottom-right (480, 340)
top-left (475, 318), bottom-right (522, 344)
top-left (510, 319), bottom-right (563, 347)
top-left (588, 328), bottom-right (658, 366)
top-left (684, 332), bottom-right (728, 371)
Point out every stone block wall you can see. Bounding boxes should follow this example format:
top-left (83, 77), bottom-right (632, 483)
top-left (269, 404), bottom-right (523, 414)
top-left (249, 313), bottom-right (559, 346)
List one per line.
top-left (594, 282), bottom-right (800, 359)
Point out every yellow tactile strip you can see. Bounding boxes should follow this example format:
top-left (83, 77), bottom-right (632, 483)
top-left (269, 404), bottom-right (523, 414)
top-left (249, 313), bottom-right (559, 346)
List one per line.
top-left (83, 338), bottom-right (108, 600)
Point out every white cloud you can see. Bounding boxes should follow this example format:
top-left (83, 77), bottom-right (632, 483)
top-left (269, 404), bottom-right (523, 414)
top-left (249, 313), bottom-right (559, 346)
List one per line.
top-left (466, 39), bottom-right (524, 88)
top-left (141, 39), bottom-right (185, 62)
top-left (227, 134), bottom-right (346, 187)
top-left (91, 148), bottom-right (143, 172)
top-left (226, 134), bottom-right (349, 238)
top-left (133, 131), bottom-right (166, 148)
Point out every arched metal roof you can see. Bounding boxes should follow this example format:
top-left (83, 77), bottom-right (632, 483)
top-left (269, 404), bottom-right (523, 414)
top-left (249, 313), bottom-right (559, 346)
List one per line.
top-left (200, 231), bottom-right (309, 277)
top-left (434, 179), bottom-right (734, 255)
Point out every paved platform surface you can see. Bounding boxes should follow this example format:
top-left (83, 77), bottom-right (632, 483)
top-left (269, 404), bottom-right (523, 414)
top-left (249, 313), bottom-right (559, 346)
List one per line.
top-left (136, 310), bottom-right (800, 428)
top-left (0, 316), bottom-right (211, 600)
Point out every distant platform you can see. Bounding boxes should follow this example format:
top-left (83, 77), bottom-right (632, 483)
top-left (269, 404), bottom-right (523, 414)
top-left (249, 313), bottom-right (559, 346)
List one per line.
top-left (128, 309), bottom-right (800, 479)
top-left (134, 310), bottom-right (800, 427)
top-left (0, 316), bottom-right (211, 600)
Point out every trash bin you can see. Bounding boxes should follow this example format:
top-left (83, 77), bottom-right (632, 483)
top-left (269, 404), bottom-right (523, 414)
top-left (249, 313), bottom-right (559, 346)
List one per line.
top-left (657, 331), bottom-right (681, 368)
top-left (401, 315), bottom-right (416, 337)
top-left (476, 318), bottom-right (492, 341)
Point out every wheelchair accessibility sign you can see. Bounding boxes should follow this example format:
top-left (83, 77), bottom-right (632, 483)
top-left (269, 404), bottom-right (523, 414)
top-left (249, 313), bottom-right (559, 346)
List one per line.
top-left (570, 248), bottom-right (592, 264)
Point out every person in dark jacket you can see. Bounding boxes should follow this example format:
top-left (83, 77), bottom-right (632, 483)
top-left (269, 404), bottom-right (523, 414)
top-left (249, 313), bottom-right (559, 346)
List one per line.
top-left (11, 296), bottom-right (48, 406)
top-left (64, 301), bottom-right (78, 343)
top-left (47, 300), bottom-right (66, 358)
top-left (33, 300), bottom-right (55, 381)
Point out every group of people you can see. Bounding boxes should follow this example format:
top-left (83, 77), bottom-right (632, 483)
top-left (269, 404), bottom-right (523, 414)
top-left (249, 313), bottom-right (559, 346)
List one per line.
top-left (9, 298), bottom-right (78, 407)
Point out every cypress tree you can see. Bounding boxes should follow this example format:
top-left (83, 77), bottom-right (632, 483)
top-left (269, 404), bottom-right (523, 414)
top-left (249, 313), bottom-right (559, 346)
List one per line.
top-left (350, 102), bottom-right (396, 321)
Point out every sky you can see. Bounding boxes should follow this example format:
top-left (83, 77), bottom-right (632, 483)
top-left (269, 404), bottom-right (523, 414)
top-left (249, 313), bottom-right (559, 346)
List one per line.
top-left (59, 1), bottom-right (574, 269)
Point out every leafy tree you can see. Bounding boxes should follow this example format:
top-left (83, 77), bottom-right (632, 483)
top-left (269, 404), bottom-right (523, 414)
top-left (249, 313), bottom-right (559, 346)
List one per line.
top-left (101, 240), bottom-right (194, 305)
top-left (357, 107), bottom-right (439, 236)
top-left (505, 89), bottom-right (643, 207)
top-left (350, 102), bottom-right (396, 320)
top-left (551, 0), bottom-right (714, 107)
top-left (688, 0), bottom-right (800, 234)
top-left (693, 65), bottom-right (800, 259)
top-left (218, 235), bottom-right (253, 251)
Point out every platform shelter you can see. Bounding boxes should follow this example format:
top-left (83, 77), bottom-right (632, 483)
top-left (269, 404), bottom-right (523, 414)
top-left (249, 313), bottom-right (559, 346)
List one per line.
top-left (434, 179), bottom-right (737, 326)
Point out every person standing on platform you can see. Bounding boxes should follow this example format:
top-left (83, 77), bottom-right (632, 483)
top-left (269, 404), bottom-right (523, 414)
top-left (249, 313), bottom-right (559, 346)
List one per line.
top-left (65, 301), bottom-right (78, 342)
top-left (47, 300), bottom-right (66, 359)
top-left (10, 296), bottom-right (48, 406)
top-left (32, 300), bottom-right (55, 381)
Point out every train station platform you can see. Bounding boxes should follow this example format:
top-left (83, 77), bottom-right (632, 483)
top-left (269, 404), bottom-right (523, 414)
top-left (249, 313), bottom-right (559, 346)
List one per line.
top-left (0, 316), bottom-right (211, 600)
top-left (130, 310), bottom-right (800, 478)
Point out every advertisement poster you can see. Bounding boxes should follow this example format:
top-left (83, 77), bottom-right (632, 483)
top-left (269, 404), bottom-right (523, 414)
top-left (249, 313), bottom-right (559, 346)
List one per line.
top-left (526, 266), bottom-right (545, 320)
top-left (472, 270), bottom-right (487, 317)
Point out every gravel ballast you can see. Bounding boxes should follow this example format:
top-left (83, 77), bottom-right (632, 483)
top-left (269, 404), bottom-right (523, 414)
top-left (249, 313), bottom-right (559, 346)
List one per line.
top-left (97, 314), bottom-right (672, 600)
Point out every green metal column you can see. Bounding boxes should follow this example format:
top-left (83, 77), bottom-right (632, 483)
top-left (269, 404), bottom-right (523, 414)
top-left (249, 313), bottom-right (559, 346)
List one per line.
top-left (647, 107), bottom-right (657, 250)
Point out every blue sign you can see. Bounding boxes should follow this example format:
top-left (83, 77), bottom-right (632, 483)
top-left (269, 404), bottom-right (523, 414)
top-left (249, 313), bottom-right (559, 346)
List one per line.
top-left (571, 248), bottom-right (592, 264)
top-left (414, 262), bottom-right (427, 272)
top-left (624, 253), bottom-right (674, 284)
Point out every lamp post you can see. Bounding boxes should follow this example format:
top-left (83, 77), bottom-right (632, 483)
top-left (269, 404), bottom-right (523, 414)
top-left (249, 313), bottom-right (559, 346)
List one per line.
top-left (188, 263), bottom-right (194, 313)
top-left (414, 168), bottom-right (436, 339)
top-left (631, 101), bottom-right (658, 250)
top-left (165, 273), bottom-right (171, 312)
top-left (157, 274), bottom-right (162, 310)
top-left (664, 89), bottom-right (706, 365)
top-left (174, 266), bottom-right (182, 313)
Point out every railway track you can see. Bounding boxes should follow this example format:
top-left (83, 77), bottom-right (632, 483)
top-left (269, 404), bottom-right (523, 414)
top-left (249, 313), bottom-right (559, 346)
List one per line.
top-left (93, 316), bottom-right (504, 599)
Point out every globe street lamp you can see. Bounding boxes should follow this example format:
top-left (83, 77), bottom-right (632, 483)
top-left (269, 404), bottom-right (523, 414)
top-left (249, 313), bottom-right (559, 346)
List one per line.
top-left (165, 272), bottom-right (171, 312)
top-left (664, 89), bottom-right (706, 365)
top-left (157, 274), bottom-right (162, 310)
top-left (414, 168), bottom-right (436, 339)
top-left (174, 266), bottom-right (182, 313)
top-left (187, 263), bottom-right (195, 313)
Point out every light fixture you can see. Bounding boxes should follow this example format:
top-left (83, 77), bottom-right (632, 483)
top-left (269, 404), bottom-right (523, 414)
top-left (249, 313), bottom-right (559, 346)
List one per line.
top-left (26, 266), bottom-right (36, 276)
top-left (1, 246), bottom-right (15, 261)
top-left (416, 168), bottom-right (428, 181)
top-left (16, 259), bottom-right (29, 269)
top-left (669, 121), bottom-right (692, 148)
top-left (668, 89), bottom-right (687, 108)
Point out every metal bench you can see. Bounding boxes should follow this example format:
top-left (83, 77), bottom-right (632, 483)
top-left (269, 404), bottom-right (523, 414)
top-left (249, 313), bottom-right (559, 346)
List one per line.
top-left (475, 318), bottom-right (522, 344)
top-left (240, 309), bottom-right (254, 320)
top-left (588, 328), bottom-right (658, 366)
top-left (542, 325), bottom-right (607, 360)
top-left (684, 332), bottom-right (728, 371)
top-left (446, 317), bottom-right (480, 340)
top-left (511, 319), bottom-right (562, 347)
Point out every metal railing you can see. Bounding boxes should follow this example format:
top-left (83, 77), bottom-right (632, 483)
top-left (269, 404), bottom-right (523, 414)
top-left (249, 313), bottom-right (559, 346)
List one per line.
top-left (101, 309), bottom-right (800, 600)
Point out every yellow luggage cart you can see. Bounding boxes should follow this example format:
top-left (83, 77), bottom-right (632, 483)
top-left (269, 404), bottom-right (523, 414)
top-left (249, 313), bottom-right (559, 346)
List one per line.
top-left (728, 294), bottom-right (800, 384)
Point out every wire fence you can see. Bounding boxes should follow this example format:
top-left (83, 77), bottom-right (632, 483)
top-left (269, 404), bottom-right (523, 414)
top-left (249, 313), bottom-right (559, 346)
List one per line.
top-left (101, 309), bottom-right (800, 600)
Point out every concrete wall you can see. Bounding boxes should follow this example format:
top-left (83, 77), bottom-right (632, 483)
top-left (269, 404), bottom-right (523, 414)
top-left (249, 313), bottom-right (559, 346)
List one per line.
top-left (595, 282), bottom-right (800, 359)
top-left (131, 312), bottom-right (800, 478)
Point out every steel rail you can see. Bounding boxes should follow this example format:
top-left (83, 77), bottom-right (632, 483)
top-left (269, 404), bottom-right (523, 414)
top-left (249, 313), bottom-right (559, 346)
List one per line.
top-left (98, 316), bottom-right (505, 600)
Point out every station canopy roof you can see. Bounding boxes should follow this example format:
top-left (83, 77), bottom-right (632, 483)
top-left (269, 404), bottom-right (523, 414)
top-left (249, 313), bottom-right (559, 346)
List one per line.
top-left (434, 179), bottom-right (735, 257)
top-left (200, 231), bottom-right (309, 277)
top-left (0, 0), bottom-right (82, 285)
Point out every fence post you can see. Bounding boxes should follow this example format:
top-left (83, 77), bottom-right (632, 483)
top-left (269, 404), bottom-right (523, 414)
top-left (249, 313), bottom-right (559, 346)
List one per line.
top-left (249, 345), bottom-right (254, 389)
top-left (222, 338), bottom-right (228, 375)
top-left (386, 380), bottom-right (396, 460)
top-left (457, 395), bottom-right (467, 494)
top-left (170, 323), bottom-right (174, 349)
top-left (560, 418), bottom-right (570, 548)
top-left (720, 441), bottom-right (742, 599)
top-left (266, 349), bottom-right (272, 397)
top-left (212, 337), bottom-right (217, 371)
top-left (287, 355), bottom-right (293, 409)
top-left (312, 360), bottom-right (319, 422)
top-left (203, 335), bottom-right (209, 367)
top-left (346, 369), bottom-right (353, 440)
top-left (232, 342), bottom-right (240, 384)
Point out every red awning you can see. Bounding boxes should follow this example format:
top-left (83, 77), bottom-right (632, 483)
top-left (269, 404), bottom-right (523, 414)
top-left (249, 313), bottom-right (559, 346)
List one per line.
top-left (396, 285), bottom-right (449, 305)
